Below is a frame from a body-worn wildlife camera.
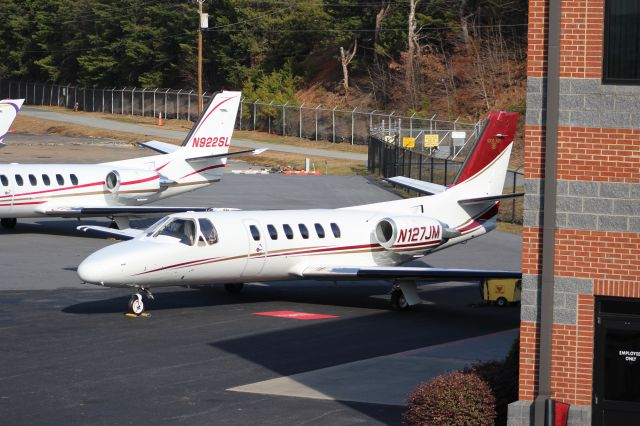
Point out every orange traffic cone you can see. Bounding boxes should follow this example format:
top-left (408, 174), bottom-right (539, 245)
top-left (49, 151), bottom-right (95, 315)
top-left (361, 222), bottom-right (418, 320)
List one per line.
top-left (157, 112), bottom-right (164, 126)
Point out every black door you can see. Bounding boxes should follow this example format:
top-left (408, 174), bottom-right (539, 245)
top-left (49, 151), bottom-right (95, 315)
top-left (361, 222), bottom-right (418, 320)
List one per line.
top-left (593, 297), bottom-right (640, 425)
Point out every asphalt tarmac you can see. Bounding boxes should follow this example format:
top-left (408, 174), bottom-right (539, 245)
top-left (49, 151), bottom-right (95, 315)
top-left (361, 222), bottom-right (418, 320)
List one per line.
top-left (0, 163), bottom-right (522, 425)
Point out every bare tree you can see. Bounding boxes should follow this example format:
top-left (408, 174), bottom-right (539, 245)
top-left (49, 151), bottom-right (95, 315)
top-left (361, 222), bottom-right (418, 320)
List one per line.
top-left (340, 39), bottom-right (357, 96)
top-left (406, 0), bottom-right (421, 107)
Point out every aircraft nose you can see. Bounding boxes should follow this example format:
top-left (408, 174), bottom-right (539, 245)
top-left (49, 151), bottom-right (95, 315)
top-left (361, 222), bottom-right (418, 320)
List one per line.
top-left (77, 253), bottom-right (108, 285)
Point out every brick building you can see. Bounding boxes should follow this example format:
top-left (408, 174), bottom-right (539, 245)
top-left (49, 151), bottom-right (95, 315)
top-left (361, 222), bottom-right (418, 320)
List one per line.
top-left (508, 1), bottom-right (640, 425)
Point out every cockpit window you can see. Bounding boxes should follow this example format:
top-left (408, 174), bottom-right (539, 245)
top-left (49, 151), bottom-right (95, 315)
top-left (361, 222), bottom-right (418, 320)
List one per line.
top-left (150, 218), bottom-right (197, 246)
top-left (145, 217), bottom-right (172, 237)
top-left (198, 218), bottom-right (218, 245)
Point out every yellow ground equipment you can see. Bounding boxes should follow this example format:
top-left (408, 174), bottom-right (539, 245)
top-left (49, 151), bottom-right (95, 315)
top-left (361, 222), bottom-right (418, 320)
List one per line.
top-left (481, 278), bottom-right (521, 307)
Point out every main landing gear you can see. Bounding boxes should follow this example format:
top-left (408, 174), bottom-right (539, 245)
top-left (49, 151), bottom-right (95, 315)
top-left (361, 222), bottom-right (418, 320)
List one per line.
top-left (389, 280), bottom-right (422, 311)
top-left (128, 288), bottom-right (154, 316)
top-left (1, 218), bottom-right (17, 229)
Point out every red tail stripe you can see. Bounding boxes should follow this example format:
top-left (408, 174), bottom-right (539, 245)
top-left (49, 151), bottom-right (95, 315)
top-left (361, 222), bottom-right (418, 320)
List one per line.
top-left (192, 95), bottom-right (238, 135)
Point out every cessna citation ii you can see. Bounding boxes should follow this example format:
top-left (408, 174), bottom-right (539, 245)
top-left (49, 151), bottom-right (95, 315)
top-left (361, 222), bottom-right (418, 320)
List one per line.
top-left (78, 111), bottom-right (522, 315)
top-left (0, 91), bottom-right (263, 229)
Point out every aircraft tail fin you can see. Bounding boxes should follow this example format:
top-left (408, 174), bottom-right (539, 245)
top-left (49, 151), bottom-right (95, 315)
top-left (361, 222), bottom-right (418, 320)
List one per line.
top-left (175, 91), bottom-right (241, 160)
top-left (446, 111), bottom-right (519, 201)
top-left (0, 99), bottom-right (24, 147)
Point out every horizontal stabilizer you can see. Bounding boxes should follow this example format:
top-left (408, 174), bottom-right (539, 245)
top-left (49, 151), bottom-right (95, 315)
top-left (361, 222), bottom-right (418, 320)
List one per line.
top-left (77, 225), bottom-right (143, 240)
top-left (301, 266), bottom-right (521, 281)
top-left (458, 192), bottom-right (524, 206)
top-left (185, 147), bottom-right (268, 163)
top-left (137, 140), bottom-right (179, 154)
top-left (42, 205), bottom-right (240, 217)
top-left (385, 176), bottom-right (446, 195)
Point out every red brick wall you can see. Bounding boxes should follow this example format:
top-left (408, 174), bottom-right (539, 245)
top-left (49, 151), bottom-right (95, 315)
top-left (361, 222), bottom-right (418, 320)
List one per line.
top-left (557, 128), bottom-right (640, 182)
top-left (528, 0), bottom-right (548, 77)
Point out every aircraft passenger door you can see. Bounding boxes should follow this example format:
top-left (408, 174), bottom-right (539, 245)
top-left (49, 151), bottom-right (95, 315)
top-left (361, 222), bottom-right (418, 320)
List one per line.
top-left (241, 219), bottom-right (266, 277)
top-left (1, 167), bottom-right (14, 212)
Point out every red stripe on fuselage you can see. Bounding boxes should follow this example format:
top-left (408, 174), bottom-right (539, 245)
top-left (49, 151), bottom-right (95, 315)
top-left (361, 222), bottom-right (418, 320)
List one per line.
top-left (180, 164), bottom-right (225, 180)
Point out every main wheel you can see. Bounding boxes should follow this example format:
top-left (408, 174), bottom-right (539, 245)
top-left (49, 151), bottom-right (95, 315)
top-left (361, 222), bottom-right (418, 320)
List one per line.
top-left (496, 297), bottom-right (508, 307)
top-left (224, 283), bottom-right (244, 294)
top-left (390, 288), bottom-right (410, 311)
top-left (128, 294), bottom-right (145, 315)
top-left (1, 218), bottom-right (17, 229)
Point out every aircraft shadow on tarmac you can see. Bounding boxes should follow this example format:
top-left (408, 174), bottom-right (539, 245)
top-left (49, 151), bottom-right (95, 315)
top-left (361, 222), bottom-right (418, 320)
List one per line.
top-left (60, 279), bottom-right (514, 315)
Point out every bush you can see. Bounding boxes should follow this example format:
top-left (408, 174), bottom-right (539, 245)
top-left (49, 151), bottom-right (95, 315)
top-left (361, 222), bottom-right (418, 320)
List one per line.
top-left (404, 371), bottom-right (496, 426)
top-left (464, 337), bottom-right (520, 425)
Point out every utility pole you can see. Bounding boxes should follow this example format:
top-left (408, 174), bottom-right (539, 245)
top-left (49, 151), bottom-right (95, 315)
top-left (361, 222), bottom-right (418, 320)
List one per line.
top-left (197, 0), bottom-right (208, 115)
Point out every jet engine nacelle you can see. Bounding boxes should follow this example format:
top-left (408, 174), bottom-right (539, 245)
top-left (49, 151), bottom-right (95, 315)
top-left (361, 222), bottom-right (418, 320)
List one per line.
top-left (104, 169), bottom-right (162, 200)
top-left (374, 216), bottom-right (446, 254)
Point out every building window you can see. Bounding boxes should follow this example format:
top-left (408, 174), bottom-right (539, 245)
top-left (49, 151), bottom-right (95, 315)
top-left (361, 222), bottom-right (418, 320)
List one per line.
top-left (267, 224), bottom-right (278, 240)
top-left (314, 223), bottom-right (325, 238)
top-left (283, 224), bottom-right (294, 239)
top-left (298, 224), bottom-right (309, 239)
top-left (42, 175), bottom-right (51, 186)
top-left (603, 0), bottom-right (640, 84)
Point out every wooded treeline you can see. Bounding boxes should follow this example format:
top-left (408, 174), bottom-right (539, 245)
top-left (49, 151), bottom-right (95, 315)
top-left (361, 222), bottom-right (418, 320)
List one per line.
top-left (0, 0), bottom-right (527, 117)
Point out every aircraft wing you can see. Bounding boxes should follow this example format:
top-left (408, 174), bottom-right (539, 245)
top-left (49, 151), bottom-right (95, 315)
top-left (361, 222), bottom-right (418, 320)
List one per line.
top-left (385, 176), bottom-right (446, 195)
top-left (77, 225), bottom-right (143, 240)
top-left (137, 140), bottom-right (180, 154)
top-left (40, 206), bottom-right (240, 218)
top-left (300, 266), bottom-right (521, 281)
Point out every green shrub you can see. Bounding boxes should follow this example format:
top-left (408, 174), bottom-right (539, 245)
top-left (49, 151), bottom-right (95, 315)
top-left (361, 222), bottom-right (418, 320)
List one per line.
top-left (404, 371), bottom-right (496, 426)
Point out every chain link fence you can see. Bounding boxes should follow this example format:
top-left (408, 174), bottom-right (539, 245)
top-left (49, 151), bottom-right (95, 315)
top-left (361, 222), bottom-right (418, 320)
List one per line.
top-left (1, 80), bottom-right (479, 148)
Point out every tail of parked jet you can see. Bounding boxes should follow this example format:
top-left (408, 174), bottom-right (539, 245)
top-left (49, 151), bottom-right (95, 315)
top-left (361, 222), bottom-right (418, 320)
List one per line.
top-left (0, 99), bottom-right (24, 147)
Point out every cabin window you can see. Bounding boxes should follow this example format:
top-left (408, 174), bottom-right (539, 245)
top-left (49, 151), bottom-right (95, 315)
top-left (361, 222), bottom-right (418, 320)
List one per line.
top-left (56, 174), bottom-right (64, 185)
top-left (0, 175), bottom-right (8, 186)
top-left (15, 175), bottom-right (23, 186)
top-left (331, 222), bottom-right (341, 238)
top-left (28, 174), bottom-right (37, 186)
top-left (70, 174), bottom-right (78, 185)
top-left (42, 175), bottom-right (51, 186)
top-left (267, 224), bottom-right (278, 240)
top-left (249, 225), bottom-right (261, 241)
top-left (198, 218), bottom-right (218, 245)
top-left (155, 218), bottom-right (197, 246)
top-left (283, 224), bottom-right (294, 239)
top-left (314, 223), bottom-right (325, 238)
top-left (298, 224), bottom-right (309, 239)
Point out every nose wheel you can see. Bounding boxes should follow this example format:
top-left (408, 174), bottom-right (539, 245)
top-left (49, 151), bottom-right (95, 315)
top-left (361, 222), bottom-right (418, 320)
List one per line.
top-left (127, 289), bottom-right (153, 316)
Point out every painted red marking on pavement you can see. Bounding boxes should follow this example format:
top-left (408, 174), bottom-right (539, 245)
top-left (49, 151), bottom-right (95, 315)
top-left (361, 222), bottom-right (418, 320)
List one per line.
top-left (253, 310), bottom-right (338, 320)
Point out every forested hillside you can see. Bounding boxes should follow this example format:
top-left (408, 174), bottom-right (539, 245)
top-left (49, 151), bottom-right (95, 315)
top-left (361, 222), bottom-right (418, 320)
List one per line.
top-left (0, 0), bottom-right (527, 119)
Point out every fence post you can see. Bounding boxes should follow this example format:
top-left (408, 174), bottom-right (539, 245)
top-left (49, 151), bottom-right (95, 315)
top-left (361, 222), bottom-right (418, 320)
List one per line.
top-left (332, 106), bottom-right (337, 143)
top-left (239, 98), bottom-right (243, 130)
top-left (351, 107), bottom-right (357, 145)
top-left (268, 100), bottom-right (274, 133)
top-left (164, 89), bottom-right (169, 120)
top-left (253, 99), bottom-right (259, 131)
top-left (299, 103), bottom-right (303, 139)
top-left (153, 88), bottom-right (158, 119)
top-left (131, 87), bottom-right (136, 116)
top-left (282, 101), bottom-right (287, 136)
top-left (66, 84), bottom-right (71, 108)
top-left (121, 87), bottom-right (125, 115)
top-left (187, 90), bottom-right (193, 121)
top-left (410, 112), bottom-right (416, 137)
top-left (141, 88), bottom-right (146, 117)
top-left (315, 105), bottom-right (321, 142)
top-left (370, 109), bottom-right (378, 131)
top-left (50, 84), bottom-right (54, 106)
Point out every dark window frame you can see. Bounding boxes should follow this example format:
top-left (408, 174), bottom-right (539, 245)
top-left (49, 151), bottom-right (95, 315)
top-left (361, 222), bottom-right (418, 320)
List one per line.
top-left (55, 174), bottom-right (64, 185)
top-left (70, 174), bottom-right (79, 185)
top-left (602, 0), bottom-right (640, 85)
top-left (314, 223), bottom-right (325, 238)
top-left (15, 175), bottom-right (23, 186)
top-left (0, 175), bottom-right (8, 186)
top-left (28, 174), bottom-right (37, 186)
top-left (42, 174), bottom-right (51, 186)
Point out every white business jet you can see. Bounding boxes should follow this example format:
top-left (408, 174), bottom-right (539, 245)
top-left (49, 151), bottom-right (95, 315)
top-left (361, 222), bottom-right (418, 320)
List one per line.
top-left (78, 111), bottom-right (522, 315)
top-left (0, 91), bottom-right (262, 229)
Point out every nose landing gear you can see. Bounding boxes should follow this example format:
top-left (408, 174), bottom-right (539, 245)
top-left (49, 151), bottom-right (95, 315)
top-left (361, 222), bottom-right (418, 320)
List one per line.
top-left (127, 288), bottom-right (154, 316)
